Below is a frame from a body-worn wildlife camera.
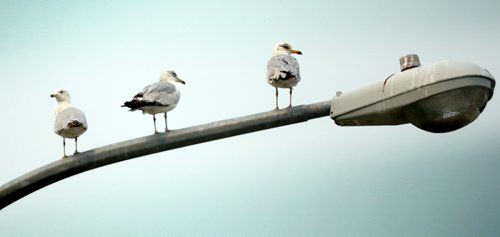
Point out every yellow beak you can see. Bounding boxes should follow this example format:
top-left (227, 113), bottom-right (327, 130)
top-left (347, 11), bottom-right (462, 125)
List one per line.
top-left (291, 49), bottom-right (302, 55)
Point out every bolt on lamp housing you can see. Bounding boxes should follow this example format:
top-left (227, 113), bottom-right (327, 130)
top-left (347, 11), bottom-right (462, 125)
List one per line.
top-left (330, 55), bottom-right (495, 133)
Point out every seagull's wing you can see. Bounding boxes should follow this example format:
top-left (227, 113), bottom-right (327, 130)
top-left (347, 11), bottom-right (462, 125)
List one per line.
top-left (54, 106), bottom-right (88, 136)
top-left (139, 81), bottom-right (179, 105)
top-left (124, 81), bottom-right (180, 110)
top-left (267, 54), bottom-right (301, 81)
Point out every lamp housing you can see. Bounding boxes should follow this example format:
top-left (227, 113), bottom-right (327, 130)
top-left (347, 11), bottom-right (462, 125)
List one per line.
top-left (330, 56), bottom-right (495, 133)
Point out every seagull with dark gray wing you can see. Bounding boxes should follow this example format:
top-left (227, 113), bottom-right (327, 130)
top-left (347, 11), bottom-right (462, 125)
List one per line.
top-left (267, 42), bottom-right (302, 110)
top-left (122, 70), bottom-right (185, 134)
top-left (50, 89), bottom-right (88, 158)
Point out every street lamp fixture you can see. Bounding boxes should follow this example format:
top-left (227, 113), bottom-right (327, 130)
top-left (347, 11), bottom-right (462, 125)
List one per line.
top-left (0, 54), bottom-right (496, 209)
top-left (330, 54), bottom-right (495, 133)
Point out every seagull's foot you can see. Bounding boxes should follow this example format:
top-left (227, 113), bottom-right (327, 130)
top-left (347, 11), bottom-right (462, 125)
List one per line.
top-left (62, 155), bottom-right (68, 159)
top-left (274, 106), bottom-right (280, 111)
top-left (73, 151), bottom-right (80, 155)
top-left (287, 104), bottom-right (292, 108)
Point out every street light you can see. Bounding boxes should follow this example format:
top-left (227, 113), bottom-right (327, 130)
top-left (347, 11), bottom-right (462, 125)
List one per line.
top-left (1, 55), bottom-right (496, 209)
top-left (330, 54), bottom-right (495, 133)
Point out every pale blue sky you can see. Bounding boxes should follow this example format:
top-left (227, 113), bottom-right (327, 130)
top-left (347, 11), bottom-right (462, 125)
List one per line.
top-left (1, 0), bottom-right (499, 236)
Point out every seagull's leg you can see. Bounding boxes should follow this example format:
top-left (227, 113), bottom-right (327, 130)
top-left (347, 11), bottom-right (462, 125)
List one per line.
top-left (73, 137), bottom-right (79, 155)
top-left (62, 138), bottom-right (67, 158)
top-left (275, 87), bottom-right (279, 110)
top-left (164, 112), bottom-right (169, 132)
top-left (153, 115), bottom-right (158, 134)
top-left (288, 88), bottom-right (293, 108)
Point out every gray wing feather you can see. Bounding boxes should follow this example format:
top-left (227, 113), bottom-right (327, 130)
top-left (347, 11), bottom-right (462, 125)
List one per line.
top-left (267, 55), bottom-right (301, 80)
top-left (139, 81), bottom-right (179, 106)
top-left (54, 106), bottom-right (88, 132)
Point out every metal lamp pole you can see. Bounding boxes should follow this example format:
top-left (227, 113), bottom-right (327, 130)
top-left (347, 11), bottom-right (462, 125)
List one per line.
top-left (0, 100), bottom-right (331, 210)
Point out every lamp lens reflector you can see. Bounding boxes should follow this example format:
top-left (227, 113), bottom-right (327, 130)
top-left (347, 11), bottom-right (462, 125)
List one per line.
top-left (402, 87), bottom-right (490, 133)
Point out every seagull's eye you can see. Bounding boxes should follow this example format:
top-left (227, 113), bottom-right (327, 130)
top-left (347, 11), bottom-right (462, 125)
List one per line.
top-left (172, 72), bottom-right (177, 76)
top-left (281, 44), bottom-right (291, 50)
top-left (59, 90), bottom-right (64, 94)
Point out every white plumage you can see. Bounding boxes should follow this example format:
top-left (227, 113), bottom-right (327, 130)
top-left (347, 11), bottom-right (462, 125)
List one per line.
top-left (50, 89), bottom-right (88, 158)
top-left (122, 70), bottom-right (186, 133)
top-left (267, 42), bottom-right (302, 110)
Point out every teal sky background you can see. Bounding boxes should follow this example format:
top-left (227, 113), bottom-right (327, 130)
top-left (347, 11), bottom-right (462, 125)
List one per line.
top-left (1, 0), bottom-right (499, 236)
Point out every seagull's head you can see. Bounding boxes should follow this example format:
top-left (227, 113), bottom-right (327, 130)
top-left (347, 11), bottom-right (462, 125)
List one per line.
top-left (160, 70), bottom-right (186, 85)
top-left (50, 88), bottom-right (71, 103)
top-left (273, 42), bottom-right (302, 56)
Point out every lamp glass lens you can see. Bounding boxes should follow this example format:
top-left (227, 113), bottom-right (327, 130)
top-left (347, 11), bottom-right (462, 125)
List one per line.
top-left (402, 87), bottom-right (490, 133)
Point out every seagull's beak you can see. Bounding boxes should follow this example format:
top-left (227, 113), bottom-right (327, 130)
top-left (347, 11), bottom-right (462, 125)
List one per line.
top-left (176, 78), bottom-right (186, 85)
top-left (291, 49), bottom-right (302, 55)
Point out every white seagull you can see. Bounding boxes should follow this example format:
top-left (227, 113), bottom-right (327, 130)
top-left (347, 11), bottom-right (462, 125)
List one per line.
top-left (50, 89), bottom-right (88, 158)
top-left (267, 42), bottom-right (302, 110)
top-left (122, 70), bottom-right (186, 134)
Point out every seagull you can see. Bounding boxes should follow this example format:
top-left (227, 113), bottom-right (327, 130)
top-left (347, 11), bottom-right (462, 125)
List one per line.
top-left (267, 42), bottom-right (302, 110)
top-left (50, 89), bottom-right (88, 158)
top-left (122, 70), bottom-right (186, 134)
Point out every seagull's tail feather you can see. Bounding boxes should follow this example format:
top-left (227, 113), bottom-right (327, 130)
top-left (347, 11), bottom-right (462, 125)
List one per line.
top-left (122, 100), bottom-right (165, 111)
top-left (278, 70), bottom-right (295, 81)
top-left (122, 100), bottom-right (141, 111)
top-left (67, 120), bottom-right (84, 128)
